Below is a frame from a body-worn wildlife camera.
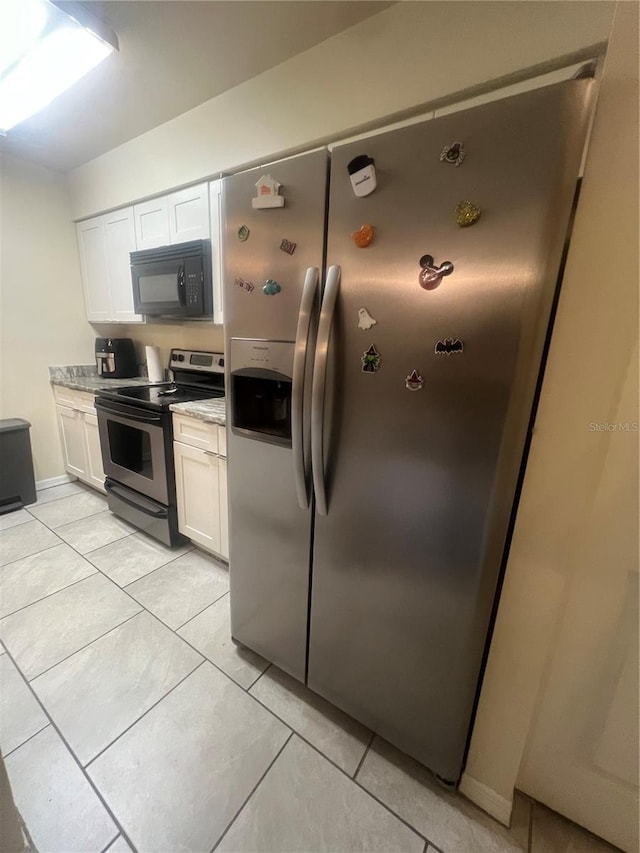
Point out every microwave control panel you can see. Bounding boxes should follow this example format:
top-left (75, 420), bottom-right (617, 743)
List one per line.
top-left (184, 258), bottom-right (204, 314)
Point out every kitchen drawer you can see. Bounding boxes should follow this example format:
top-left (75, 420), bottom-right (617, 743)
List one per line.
top-left (217, 425), bottom-right (227, 458)
top-left (172, 413), bottom-right (218, 453)
top-left (53, 386), bottom-right (82, 408)
top-left (76, 390), bottom-right (97, 413)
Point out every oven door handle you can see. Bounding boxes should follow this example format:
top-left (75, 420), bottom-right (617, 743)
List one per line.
top-left (105, 480), bottom-right (168, 518)
top-left (95, 399), bottom-right (163, 424)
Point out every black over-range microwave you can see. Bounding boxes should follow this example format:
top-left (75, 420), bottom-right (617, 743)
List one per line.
top-left (131, 239), bottom-right (212, 318)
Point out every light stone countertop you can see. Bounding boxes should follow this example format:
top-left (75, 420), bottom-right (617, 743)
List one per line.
top-left (169, 397), bottom-right (226, 426)
top-left (49, 364), bottom-right (152, 393)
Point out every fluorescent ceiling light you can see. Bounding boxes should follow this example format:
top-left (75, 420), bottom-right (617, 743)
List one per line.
top-left (0, 0), bottom-right (117, 134)
top-left (0, 0), bottom-right (47, 76)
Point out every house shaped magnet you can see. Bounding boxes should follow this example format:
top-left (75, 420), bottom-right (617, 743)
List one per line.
top-left (252, 174), bottom-right (285, 209)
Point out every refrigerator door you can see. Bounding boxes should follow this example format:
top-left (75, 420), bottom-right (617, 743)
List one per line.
top-left (223, 149), bottom-right (328, 681)
top-left (308, 81), bottom-right (594, 780)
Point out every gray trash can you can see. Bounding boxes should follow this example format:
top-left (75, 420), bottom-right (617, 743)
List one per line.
top-left (0, 419), bottom-right (37, 513)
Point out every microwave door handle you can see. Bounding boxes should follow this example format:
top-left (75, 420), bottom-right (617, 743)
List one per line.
top-left (177, 265), bottom-right (186, 306)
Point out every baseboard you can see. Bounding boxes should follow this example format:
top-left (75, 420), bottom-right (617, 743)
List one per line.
top-left (459, 772), bottom-right (513, 826)
top-left (35, 474), bottom-right (78, 491)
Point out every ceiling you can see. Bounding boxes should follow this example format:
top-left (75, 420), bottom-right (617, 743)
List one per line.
top-left (0, 0), bottom-right (393, 173)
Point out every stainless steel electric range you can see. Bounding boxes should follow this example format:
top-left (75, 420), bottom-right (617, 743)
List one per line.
top-left (95, 348), bottom-right (224, 546)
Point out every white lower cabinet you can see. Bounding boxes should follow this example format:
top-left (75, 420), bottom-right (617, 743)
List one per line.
top-left (173, 414), bottom-right (228, 560)
top-left (54, 388), bottom-right (105, 493)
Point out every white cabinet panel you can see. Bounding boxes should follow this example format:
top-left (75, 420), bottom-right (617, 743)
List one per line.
top-left (219, 456), bottom-right (229, 561)
top-left (134, 197), bottom-right (170, 249)
top-left (209, 179), bottom-right (224, 325)
top-left (83, 411), bottom-right (106, 492)
top-left (168, 183), bottom-right (209, 243)
top-left (56, 405), bottom-right (87, 479)
top-left (104, 207), bottom-right (142, 323)
top-left (77, 218), bottom-right (112, 322)
top-left (174, 441), bottom-right (221, 555)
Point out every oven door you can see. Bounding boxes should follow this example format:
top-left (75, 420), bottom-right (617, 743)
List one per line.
top-left (95, 398), bottom-right (169, 505)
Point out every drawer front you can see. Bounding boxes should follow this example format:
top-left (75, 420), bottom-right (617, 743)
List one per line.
top-left (76, 390), bottom-right (97, 413)
top-left (217, 425), bottom-right (227, 458)
top-left (172, 413), bottom-right (218, 453)
top-left (53, 385), bottom-right (81, 408)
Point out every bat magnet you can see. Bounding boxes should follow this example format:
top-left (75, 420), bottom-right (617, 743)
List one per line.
top-left (405, 370), bottom-right (424, 391)
top-left (263, 279), bottom-right (282, 295)
top-left (419, 254), bottom-right (454, 290)
top-left (361, 345), bottom-right (381, 374)
top-left (280, 239), bottom-right (296, 255)
top-left (455, 200), bottom-right (481, 227)
top-left (435, 338), bottom-right (464, 355)
top-left (357, 308), bottom-right (377, 331)
top-left (237, 225), bottom-right (250, 242)
top-left (440, 141), bottom-right (465, 167)
top-left (352, 224), bottom-right (375, 248)
top-left (235, 276), bottom-right (255, 294)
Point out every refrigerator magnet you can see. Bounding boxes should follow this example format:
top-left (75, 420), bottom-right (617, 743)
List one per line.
top-left (405, 370), bottom-right (424, 391)
top-left (347, 155), bottom-right (377, 197)
top-left (252, 174), bottom-right (285, 209)
top-left (455, 200), bottom-right (481, 227)
top-left (361, 345), bottom-right (381, 373)
top-left (263, 279), bottom-right (282, 296)
top-left (235, 276), bottom-right (255, 294)
top-left (418, 255), bottom-right (454, 290)
top-left (357, 308), bottom-right (377, 331)
top-left (435, 338), bottom-right (464, 355)
top-left (237, 225), bottom-right (250, 242)
top-left (440, 141), bottom-right (465, 167)
top-left (280, 239), bottom-right (296, 255)
top-left (352, 224), bottom-right (375, 248)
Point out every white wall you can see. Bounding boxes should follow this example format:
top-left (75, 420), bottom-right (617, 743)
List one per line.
top-left (0, 154), bottom-right (95, 481)
top-left (68, 1), bottom-right (614, 219)
top-left (460, 3), bottom-right (639, 849)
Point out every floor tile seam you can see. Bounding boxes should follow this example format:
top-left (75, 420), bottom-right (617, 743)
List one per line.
top-left (209, 730), bottom-right (294, 853)
top-left (0, 567), bottom-right (100, 620)
top-left (0, 517), bottom-right (32, 531)
top-left (100, 833), bottom-right (124, 853)
top-left (175, 590), bottom-right (230, 633)
top-left (0, 542), bottom-right (63, 570)
top-left (245, 661), bottom-right (271, 691)
top-left (352, 730), bottom-right (375, 779)
top-left (83, 658), bottom-right (207, 770)
top-left (30, 506), bottom-right (111, 531)
top-left (1, 723), bottom-right (51, 760)
top-left (172, 589), bottom-right (231, 632)
top-left (28, 490), bottom-right (86, 509)
top-left (25, 608), bottom-right (144, 683)
top-left (86, 542), bottom-right (195, 581)
top-left (15, 509), bottom-right (138, 557)
top-left (0, 643), bottom-right (133, 851)
top-left (119, 545), bottom-right (221, 594)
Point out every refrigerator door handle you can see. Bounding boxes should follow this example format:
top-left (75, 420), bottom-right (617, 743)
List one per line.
top-left (292, 266), bottom-right (319, 509)
top-left (311, 264), bottom-right (341, 516)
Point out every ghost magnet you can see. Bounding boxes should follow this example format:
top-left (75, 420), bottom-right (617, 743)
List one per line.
top-left (348, 155), bottom-right (377, 197)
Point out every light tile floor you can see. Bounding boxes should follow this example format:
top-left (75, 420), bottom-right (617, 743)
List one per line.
top-left (0, 482), bottom-right (622, 853)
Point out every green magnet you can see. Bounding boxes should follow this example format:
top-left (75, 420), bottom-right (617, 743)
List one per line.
top-left (263, 279), bottom-right (282, 295)
top-left (237, 225), bottom-right (250, 241)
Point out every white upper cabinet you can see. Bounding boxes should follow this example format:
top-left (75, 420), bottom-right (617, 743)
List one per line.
top-left (104, 208), bottom-right (142, 322)
top-left (77, 208), bottom-right (142, 324)
top-left (77, 217), bottom-right (112, 321)
top-left (168, 183), bottom-right (209, 243)
top-left (133, 197), bottom-right (170, 249)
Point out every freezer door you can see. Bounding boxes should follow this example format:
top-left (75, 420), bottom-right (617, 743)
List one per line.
top-left (308, 81), bottom-right (594, 780)
top-left (223, 149), bottom-right (327, 681)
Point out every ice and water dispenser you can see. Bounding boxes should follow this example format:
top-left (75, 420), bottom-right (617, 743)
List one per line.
top-left (230, 339), bottom-right (294, 446)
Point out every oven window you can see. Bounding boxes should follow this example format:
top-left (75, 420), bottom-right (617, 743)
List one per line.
top-left (108, 421), bottom-right (154, 479)
top-left (139, 273), bottom-right (178, 303)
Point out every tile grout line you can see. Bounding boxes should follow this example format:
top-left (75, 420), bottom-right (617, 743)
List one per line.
top-left (100, 833), bottom-right (123, 853)
top-left (172, 588), bottom-right (229, 631)
top-left (0, 643), bottom-right (136, 853)
top-left (84, 659), bottom-right (207, 769)
top-left (0, 542), bottom-right (63, 571)
top-left (1, 723), bottom-right (51, 760)
top-left (352, 730), bottom-right (375, 779)
top-left (28, 505), bottom-right (116, 531)
top-left (0, 568), bottom-right (100, 621)
top-left (209, 731), bottom-right (294, 853)
top-left (245, 660), bottom-right (271, 691)
top-left (102, 542), bottom-right (196, 588)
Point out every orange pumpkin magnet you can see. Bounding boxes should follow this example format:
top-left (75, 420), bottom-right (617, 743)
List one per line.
top-left (352, 224), bottom-right (374, 248)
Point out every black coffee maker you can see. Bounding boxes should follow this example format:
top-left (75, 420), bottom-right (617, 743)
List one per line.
top-left (95, 338), bottom-right (138, 379)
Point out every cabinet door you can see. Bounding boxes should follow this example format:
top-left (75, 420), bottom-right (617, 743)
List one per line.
top-left (168, 183), bottom-right (209, 243)
top-left (77, 217), bottom-right (112, 321)
top-left (104, 207), bottom-right (143, 323)
top-left (56, 405), bottom-right (87, 479)
top-left (219, 455), bottom-right (229, 561)
top-left (83, 411), bottom-right (106, 492)
top-left (174, 441), bottom-right (221, 554)
top-left (209, 179), bottom-right (224, 324)
top-left (134, 197), bottom-right (170, 249)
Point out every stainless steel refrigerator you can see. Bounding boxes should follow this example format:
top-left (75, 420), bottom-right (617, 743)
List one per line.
top-left (223, 80), bottom-right (593, 782)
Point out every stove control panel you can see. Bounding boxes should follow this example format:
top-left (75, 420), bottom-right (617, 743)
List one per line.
top-left (170, 349), bottom-right (225, 374)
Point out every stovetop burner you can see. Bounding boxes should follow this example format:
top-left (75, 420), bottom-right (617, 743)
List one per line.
top-left (102, 383), bottom-right (223, 410)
